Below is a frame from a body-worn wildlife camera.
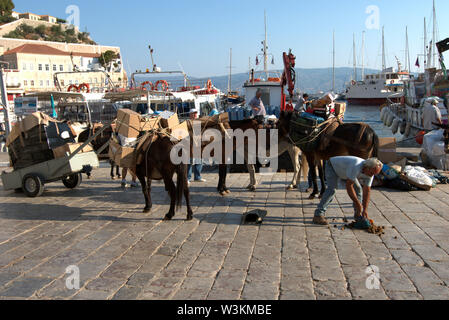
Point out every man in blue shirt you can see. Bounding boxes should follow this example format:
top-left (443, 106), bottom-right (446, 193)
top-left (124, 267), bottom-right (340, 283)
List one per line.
top-left (313, 156), bottom-right (383, 228)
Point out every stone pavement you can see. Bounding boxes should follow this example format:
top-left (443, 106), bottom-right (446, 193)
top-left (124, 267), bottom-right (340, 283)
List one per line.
top-left (0, 166), bottom-right (449, 300)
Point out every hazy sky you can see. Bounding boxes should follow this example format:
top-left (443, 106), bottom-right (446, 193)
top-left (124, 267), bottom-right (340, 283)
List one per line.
top-left (13, 0), bottom-right (449, 78)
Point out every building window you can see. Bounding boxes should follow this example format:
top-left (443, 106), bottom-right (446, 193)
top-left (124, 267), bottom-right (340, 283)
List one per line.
top-left (94, 78), bottom-right (98, 83)
top-left (61, 80), bottom-right (65, 86)
top-left (29, 63), bottom-right (34, 71)
top-left (38, 64), bottom-right (43, 71)
top-left (53, 64), bottom-right (57, 71)
top-left (47, 80), bottom-right (50, 87)
top-left (39, 80), bottom-right (44, 87)
top-left (69, 80), bottom-right (73, 84)
top-left (45, 64), bottom-right (49, 71)
top-left (22, 63), bottom-right (27, 71)
top-left (23, 80), bottom-right (28, 86)
top-left (75, 80), bottom-right (79, 85)
top-left (59, 65), bottom-right (63, 71)
top-left (30, 80), bottom-right (34, 86)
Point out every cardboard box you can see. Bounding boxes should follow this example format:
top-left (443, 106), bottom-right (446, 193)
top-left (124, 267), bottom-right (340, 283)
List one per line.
top-left (53, 143), bottom-right (93, 159)
top-left (108, 138), bottom-right (136, 168)
top-left (334, 102), bottom-right (346, 116)
top-left (378, 137), bottom-right (397, 164)
top-left (115, 109), bottom-right (142, 138)
top-left (169, 121), bottom-right (190, 141)
top-left (160, 112), bottom-right (179, 129)
top-left (140, 117), bottom-right (160, 131)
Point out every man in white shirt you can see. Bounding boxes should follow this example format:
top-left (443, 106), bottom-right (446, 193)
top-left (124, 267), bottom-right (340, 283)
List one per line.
top-left (248, 89), bottom-right (266, 121)
top-left (422, 99), bottom-right (442, 131)
top-left (313, 156), bottom-right (383, 228)
top-left (295, 94), bottom-right (309, 112)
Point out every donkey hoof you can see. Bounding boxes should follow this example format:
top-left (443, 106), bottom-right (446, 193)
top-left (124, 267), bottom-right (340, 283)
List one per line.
top-left (286, 185), bottom-right (295, 191)
top-left (111, 176), bottom-right (116, 181)
top-left (308, 194), bottom-right (318, 200)
top-left (219, 191), bottom-right (227, 196)
top-left (224, 189), bottom-right (231, 194)
top-left (143, 207), bottom-right (151, 213)
top-left (163, 214), bottom-right (173, 221)
top-left (186, 213), bottom-right (193, 221)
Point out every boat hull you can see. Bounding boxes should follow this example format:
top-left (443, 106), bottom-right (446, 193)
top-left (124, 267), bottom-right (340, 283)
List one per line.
top-left (347, 97), bottom-right (401, 106)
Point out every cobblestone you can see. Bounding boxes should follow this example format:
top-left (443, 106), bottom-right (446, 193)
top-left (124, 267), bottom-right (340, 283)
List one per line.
top-left (0, 168), bottom-right (449, 299)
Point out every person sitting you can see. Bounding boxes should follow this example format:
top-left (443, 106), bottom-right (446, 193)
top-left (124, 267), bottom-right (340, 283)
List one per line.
top-left (422, 99), bottom-right (442, 131)
top-left (313, 156), bottom-right (383, 228)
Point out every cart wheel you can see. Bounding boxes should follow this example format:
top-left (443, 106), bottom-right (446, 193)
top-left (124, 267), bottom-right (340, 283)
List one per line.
top-left (62, 173), bottom-right (82, 189)
top-left (22, 174), bottom-right (45, 197)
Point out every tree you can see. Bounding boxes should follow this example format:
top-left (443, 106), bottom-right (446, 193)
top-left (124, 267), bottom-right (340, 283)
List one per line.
top-left (98, 50), bottom-right (118, 68)
top-left (0, 0), bottom-right (14, 16)
top-left (34, 24), bottom-right (46, 37)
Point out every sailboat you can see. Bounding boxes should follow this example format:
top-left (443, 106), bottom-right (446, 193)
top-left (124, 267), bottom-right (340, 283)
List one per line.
top-left (345, 28), bottom-right (410, 105)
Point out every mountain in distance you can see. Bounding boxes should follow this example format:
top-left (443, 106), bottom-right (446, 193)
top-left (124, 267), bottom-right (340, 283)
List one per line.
top-left (201, 67), bottom-right (380, 94)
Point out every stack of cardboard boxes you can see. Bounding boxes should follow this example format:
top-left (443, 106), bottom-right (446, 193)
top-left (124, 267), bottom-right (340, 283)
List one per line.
top-left (6, 112), bottom-right (93, 170)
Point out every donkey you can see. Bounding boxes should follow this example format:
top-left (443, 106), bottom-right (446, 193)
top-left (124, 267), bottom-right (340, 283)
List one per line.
top-left (135, 115), bottom-right (232, 220)
top-left (225, 119), bottom-right (308, 192)
top-left (279, 111), bottom-right (379, 199)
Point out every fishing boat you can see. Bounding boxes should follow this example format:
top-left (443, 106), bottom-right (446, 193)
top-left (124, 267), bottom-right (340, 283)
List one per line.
top-left (226, 12), bottom-right (286, 120)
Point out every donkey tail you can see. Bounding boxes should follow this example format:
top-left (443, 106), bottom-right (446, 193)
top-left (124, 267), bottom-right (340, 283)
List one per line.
top-left (176, 164), bottom-right (186, 210)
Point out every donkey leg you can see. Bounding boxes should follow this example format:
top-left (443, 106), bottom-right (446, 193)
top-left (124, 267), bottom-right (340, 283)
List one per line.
top-left (163, 177), bottom-right (177, 221)
top-left (223, 164), bottom-right (231, 194)
top-left (246, 164), bottom-right (257, 191)
top-left (307, 156), bottom-right (319, 199)
top-left (184, 182), bottom-right (193, 221)
top-left (116, 165), bottom-right (121, 179)
top-left (136, 170), bottom-right (152, 213)
top-left (217, 164), bottom-right (228, 196)
top-left (286, 145), bottom-right (300, 190)
top-left (318, 161), bottom-right (326, 199)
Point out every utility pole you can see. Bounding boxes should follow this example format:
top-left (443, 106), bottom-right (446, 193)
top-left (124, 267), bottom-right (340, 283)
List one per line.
top-left (228, 48), bottom-right (232, 94)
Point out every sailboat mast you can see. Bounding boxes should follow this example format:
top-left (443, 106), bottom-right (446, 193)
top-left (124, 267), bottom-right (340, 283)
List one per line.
top-left (432, 0), bottom-right (437, 68)
top-left (228, 48), bottom-right (232, 94)
top-left (382, 26), bottom-right (386, 71)
top-left (424, 17), bottom-right (427, 70)
top-left (405, 26), bottom-right (411, 72)
top-left (332, 30), bottom-right (335, 92)
top-left (264, 10), bottom-right (268, 78)
top-left (353, 33), bottom-right (357, 81)
top-left (361, 31), bottom-right (365, 80)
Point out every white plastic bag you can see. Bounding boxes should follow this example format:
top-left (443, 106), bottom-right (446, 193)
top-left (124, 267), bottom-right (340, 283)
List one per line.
top-left (403, 166), bottom-right (433, 187)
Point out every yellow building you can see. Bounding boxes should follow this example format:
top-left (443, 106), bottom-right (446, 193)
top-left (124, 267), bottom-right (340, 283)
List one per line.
top-left (39, 15), bottom-right (57, 23)
top-left (1, 43), bottom-right (127, 96)
top-left (18, 13), bottom-right (41, 21)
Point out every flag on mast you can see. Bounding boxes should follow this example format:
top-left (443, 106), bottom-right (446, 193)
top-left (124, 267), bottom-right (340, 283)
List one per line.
top-left (415, 57), bottom-right (420, 68)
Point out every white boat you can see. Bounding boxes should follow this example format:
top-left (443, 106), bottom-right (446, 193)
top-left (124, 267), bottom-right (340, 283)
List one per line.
top-left (346, 28), bottom-right (410, 105)
top-left (227, 13), bottom-right (286, 120)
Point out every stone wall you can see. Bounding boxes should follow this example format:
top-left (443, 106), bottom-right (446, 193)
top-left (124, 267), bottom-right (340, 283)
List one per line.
top-left (0, 19), bottom-right (80, 38)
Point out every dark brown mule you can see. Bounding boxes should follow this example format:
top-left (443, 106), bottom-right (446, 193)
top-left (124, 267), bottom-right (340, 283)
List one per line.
top-left (134, 115), bottom-right (231, 220)
top-left (279, 111), bottom-right (379, 199)
top-left (78, 123), bottom-right (120, 179)
top-left (135, 132), bottom-right (191, 221)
